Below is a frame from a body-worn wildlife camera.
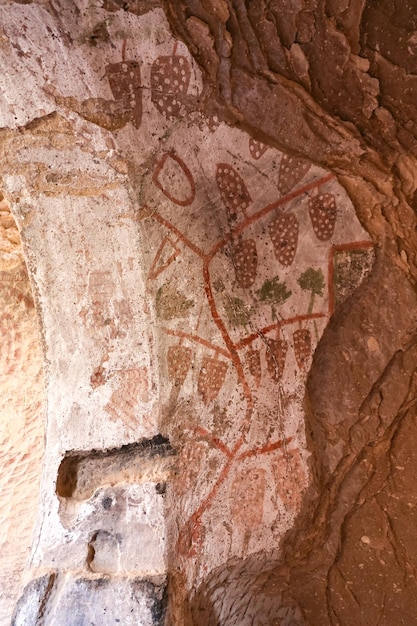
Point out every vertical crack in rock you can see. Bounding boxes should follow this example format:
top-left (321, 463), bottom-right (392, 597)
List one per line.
top-left (86, 529), bottom-right (121, 574)
top-left (35, 573), bottom-right (56, 625)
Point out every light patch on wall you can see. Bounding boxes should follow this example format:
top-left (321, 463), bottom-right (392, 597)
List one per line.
top-left (0, 195), bottom-right (45, 625)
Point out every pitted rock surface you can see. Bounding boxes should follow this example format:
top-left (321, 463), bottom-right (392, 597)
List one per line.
top-left (2, 2), bottom-right (417, 625)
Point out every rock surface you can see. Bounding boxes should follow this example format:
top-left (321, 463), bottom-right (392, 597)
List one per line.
top-left (1, 1), bottom-right (417, 625)
top-left (0, 201), bottom-right (44, 625)
top-left (12, 573), bottom-right (167, 626)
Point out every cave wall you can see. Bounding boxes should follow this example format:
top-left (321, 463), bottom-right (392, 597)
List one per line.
top-left (1, 2), bottom-right (417, 625)
top-left (0, 200), bottom-right (45, 624)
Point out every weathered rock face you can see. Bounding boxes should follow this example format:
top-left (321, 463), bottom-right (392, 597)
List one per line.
top-left (161, 1), bottom-right (417, 623)
top-left (12, 572), bottom-right (168, 626)
top-left (0, 200), bottom-right (45, 624)
top-left (2, 1), bottom-right (417, 625)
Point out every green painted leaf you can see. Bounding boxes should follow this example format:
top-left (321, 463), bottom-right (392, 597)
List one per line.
top-left (155, 283), bottom-right (194, 320)
top-left (256, 277), bottom-right (292, 305)
top-left (224, 296), bottom-right (253, 327)
top-left (297, 268), bottom-right (324, 296)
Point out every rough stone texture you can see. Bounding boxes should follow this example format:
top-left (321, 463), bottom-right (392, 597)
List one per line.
top-left (160, 0), bottom-right (417, 623)
top-left (2, 1), bottom-right (417, 625)
top-left (0, 200), bottom-right (45, 625)
top-left (12, 573), bottom-right (167, 626)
